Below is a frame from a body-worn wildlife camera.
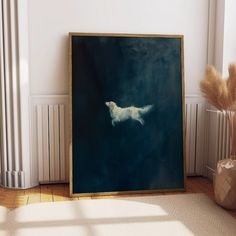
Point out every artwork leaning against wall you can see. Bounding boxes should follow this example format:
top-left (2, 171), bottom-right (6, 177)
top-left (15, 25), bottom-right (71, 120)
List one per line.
top-left (69, 33), bottom-right (185, 197)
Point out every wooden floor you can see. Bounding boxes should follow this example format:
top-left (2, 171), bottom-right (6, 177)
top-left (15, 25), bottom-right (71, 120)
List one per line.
top-left (0, 177), bottom-right (236, 218)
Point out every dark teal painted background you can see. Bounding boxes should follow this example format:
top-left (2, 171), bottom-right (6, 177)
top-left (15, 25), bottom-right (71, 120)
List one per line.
top-left (71, 35), bottom-right (184, 194)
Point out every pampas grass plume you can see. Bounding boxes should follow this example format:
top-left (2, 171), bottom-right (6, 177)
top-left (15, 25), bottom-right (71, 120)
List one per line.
top-left (200, 64), bottom-right (236, 111)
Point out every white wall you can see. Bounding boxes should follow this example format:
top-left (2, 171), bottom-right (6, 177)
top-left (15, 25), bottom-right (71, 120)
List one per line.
top-left (213, 0), bottom-right (236, 76)
top-left (214, 0), bottom-right (225, 72)
top-left (28, 0), bottom-right (210, 96)
top-left (222, 0), bottom-right (236, 76)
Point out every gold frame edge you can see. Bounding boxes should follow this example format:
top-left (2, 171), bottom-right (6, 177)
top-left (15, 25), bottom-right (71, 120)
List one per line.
top-left (68, 32), bottom-right (186, 198)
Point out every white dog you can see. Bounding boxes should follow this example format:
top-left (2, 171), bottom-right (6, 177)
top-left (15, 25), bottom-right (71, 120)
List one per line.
top-left (105, 101), bottom-right (154, 126)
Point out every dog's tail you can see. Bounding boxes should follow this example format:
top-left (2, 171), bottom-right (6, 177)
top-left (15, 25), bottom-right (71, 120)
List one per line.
top-left (139, 104), bottom-right (154, 115)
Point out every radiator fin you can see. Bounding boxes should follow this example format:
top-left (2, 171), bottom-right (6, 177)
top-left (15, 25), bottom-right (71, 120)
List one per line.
top-left (185, 99), bottom-right (206, 175)
top-left (217, 112), bottom-right (231, 161)
top-left (206, 110), bottom-right (231, 179)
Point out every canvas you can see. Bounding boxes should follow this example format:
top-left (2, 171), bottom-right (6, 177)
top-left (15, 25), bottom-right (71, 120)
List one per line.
top-left (69, 33), bottom-right (185, 196)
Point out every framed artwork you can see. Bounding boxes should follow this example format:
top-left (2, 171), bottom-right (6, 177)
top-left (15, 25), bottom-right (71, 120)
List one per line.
top-left (69, 33), bottom-right (185, 197)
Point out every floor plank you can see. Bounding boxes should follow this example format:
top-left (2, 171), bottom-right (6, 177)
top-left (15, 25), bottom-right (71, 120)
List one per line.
top-left (0, 177), bottom-right (235, 219)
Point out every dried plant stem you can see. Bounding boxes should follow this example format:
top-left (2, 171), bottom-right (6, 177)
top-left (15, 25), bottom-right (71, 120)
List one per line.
top-left (200, 64), bottom-right (236, 160)
top-left (227, 111), bottom-right (236, 160)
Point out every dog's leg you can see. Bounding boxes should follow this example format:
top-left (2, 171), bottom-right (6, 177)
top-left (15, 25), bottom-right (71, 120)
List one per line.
top-left (136, 118), bottom-right (145, 125)
top-left (112, 120), bottom-right (116, 126)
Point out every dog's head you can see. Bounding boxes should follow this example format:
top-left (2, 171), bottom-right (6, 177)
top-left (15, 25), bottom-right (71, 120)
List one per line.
top-left (105, 101), bottom-right (116, 110)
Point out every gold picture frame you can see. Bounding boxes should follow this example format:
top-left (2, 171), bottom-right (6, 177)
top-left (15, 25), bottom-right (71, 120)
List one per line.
top-left (69, 33), bottom-right (186, 198)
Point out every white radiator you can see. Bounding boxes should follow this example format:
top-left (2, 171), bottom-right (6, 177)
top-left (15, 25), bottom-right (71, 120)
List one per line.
top-left (206, 110), bottom-right (231, 178)
top-left (185, 97), bottom-right (207, 175)
top-left (0, 0), bottom-right (29, 188)
top-left (30, 96), bottom-right (69, 183)
top-left (30, 95), bottom-right (207, 183)
top-left (216, 111), bottom-right (231, 161)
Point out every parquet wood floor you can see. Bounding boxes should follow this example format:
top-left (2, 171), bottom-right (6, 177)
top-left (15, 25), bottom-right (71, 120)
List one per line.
top-left (0, 177), bottom-right (235, 218)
